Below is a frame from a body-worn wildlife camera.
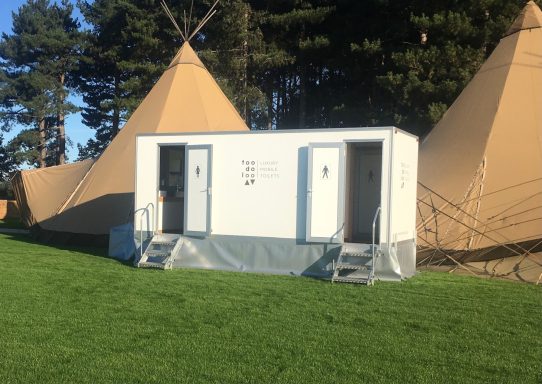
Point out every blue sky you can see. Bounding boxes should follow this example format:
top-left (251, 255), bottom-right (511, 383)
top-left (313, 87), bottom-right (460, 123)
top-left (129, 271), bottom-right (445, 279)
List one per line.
top-left (1, 0), bottom-right (93, 161)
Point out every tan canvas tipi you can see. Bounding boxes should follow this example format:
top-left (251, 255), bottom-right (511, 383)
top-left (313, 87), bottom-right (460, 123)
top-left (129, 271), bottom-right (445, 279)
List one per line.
top-left (13, 41), bottom-right (249, 241)
top-left (417, 1), bottom-right (542, 282)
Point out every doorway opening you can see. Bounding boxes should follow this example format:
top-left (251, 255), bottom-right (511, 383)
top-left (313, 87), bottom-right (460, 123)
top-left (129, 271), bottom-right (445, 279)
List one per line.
top-left (344, 142), bottom-right (382, 243)
top-left (158, 145), bottom-right (185, 233)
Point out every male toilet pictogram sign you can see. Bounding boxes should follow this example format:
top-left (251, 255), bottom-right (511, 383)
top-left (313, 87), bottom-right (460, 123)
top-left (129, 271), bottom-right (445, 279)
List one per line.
top-left (320, 164), bottom-right (331, 179)
top-left (196, 165), bottom-right (200, 178)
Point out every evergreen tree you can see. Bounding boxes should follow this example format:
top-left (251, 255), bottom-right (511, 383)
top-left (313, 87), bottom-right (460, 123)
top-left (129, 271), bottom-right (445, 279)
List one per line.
top-left (76, 0), bottom-right (181, 159)
top-left (6, 129), bottom-right (41, 168)
top-left (73, 0), bottom-right (536, 149)
top-left (0, 134), bottom-right (16, 200)
top-left (76, 0), bottom-right (272, 155)
top-left (0, 0), bottom-right (81, 166)
top-left (6, 126), bottom-right (71, 168)
top-left (373, 0), bottom-right (531, 136)
top-left (0, 135), bottom-right (16, 181)
top-left (251, 0), bottom-right (336, 129)
top-left (194, 0), bottom-right (271, 129)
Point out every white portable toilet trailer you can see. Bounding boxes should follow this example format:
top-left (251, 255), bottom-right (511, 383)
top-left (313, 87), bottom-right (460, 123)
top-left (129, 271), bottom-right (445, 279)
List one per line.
top-left (134, 127), bottom-right (418, 282)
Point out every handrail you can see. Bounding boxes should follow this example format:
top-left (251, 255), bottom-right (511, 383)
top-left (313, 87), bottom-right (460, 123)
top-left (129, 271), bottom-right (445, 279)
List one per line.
top-left (371, 206), bottom-right (381, 281)
top-left (134, 202), bottom-right (155, 261)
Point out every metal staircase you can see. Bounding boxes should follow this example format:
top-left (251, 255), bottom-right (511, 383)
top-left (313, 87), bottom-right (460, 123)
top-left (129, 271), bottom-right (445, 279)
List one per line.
top-left (332, 243), bottom-right (379, 285)
top-left (133, 202), bottom-right (181, 270)
top-left (137, 233), bottom-right (181, 270)
top-left (332, 206), bottom-right (381, 285)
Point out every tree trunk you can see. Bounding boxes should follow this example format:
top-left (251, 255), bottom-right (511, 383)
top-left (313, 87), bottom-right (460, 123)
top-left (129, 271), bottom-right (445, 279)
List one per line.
top-left (57, 73), bottom-right (66, 165)
top-left (279, 75), bottom-right (287, 129)
top-left (112, 74), bottom-right (120, 139)
top-left (299, 68), bottom-right (306, 129)
top-left (298, 26), bottom-right (307, 129)
top-left (242, 5), bottom-right (249, 123)
top-left (265, 78), bottom-right (275, 130)
top-left (112, 106), bottom-right (120, 139)
top-left (266, 83), bottom-right (273, 130)
top-left (57, 116), bottom-right (65, 165)
top-left (38, 117), bottom-right (47, 168)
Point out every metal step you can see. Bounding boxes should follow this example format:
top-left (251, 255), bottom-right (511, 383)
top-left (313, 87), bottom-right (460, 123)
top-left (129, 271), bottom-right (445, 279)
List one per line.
top-left (152, 233), bottom-right (180, 241)
top-left (150, 241), bottom-right (176, 250)
top-left (144, 250), bottom-right (172, 257)
top-left (341, 253), bottom-right (370, 258)
top-left (332, 276), bottom-right (372, 285)
top-left (147, 241), bottom-right (176, 249)
top-left (145, 254), bottom-right (170, 263)
top-left (341, 243), bottom-right (371, 254)
top-left (138, 261), bottom-right (168, 269)
top-left (335, 263), bottom-right (371, 271)
top-left (151, 241), bottom-right (176, 246)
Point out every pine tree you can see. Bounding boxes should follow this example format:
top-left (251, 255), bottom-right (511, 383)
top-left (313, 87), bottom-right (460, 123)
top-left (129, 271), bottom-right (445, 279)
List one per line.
top-left (196, 0), bottom-right (268, 129)
top-left (0, 135), bottom-right (16, 181)
top-left (72, 0), bottom-right (533, 142)
top-left (373, 0), bottom-right (530, 136)
top-left (251, 0), bottom-right (336, 129)
top-left (0, 0), bottom-right (81, 167)
top-left (76, 0), bottom-right (181, 159)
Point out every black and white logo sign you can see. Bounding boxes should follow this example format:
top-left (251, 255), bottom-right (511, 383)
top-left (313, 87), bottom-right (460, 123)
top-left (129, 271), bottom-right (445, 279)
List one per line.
top-left (241, 159), bottom-right (280, 186)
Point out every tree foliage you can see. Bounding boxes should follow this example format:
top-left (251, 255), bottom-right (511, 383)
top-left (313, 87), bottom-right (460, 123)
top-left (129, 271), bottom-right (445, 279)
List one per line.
top-left (75, 0), bottom-right (180, 158)
top-left (0, 135), bottom-right (16, 181)
top-left (1, 0), bottom-right (538, 165)
top-left (0, 0), bottom-right (81, 167)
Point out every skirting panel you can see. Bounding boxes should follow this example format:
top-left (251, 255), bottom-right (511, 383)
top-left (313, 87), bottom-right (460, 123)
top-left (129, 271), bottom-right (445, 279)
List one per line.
top-left (171, 235), bottom-right (416, 281)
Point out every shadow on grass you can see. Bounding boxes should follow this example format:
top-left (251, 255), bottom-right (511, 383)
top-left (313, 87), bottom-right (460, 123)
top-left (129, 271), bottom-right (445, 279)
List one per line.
top-left (1, 233), bottom-right (135, 267)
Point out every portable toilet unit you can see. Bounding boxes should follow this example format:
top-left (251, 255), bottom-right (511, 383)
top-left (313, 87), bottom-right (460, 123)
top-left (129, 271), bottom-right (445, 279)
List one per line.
top-left (134, 127), bottom-right (418, 283)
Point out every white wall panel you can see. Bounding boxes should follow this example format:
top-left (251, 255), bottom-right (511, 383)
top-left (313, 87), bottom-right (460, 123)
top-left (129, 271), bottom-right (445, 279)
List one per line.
top-left (390, 131), bottom-right (419, 242)
top-left (134, 128), bottom-right (412, 242)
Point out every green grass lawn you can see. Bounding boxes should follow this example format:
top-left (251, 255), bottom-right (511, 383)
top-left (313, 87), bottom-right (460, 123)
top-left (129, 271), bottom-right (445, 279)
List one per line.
top-left (0, 234), bottom-right (541, 384)
top-left (0, 218), bottom-right (25, 229)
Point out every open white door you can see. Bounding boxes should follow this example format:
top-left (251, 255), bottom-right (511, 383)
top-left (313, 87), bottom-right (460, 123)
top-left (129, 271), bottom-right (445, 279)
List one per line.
top-left (184, 145), bottom-right (212, 237)
top-left (306, 143), bottom-right (345, 243)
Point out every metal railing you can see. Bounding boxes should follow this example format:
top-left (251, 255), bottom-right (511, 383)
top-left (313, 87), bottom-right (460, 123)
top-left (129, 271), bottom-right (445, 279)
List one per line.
top-left (371, 206), bottom-right (381, 282)
top-left (134, 202), bottom-right (155, 261)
